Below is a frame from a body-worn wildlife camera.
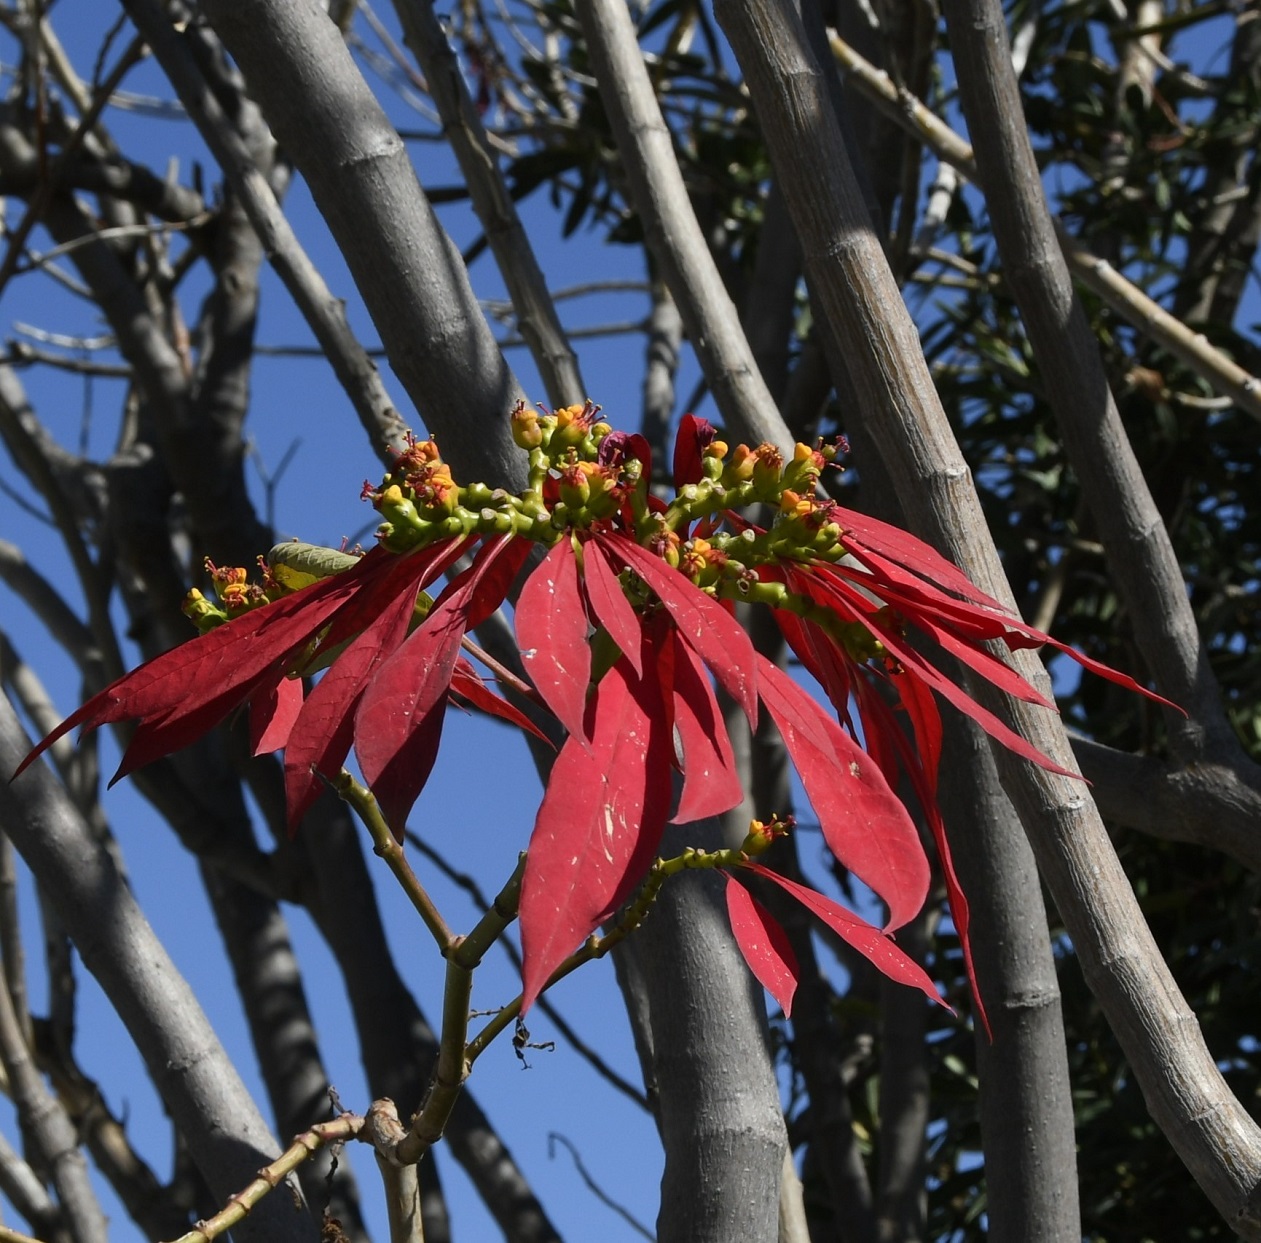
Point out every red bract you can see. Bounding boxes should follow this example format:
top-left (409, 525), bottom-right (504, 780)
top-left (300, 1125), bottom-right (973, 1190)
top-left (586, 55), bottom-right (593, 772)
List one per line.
top-left (17, 409), bottom-right (1175, 1029)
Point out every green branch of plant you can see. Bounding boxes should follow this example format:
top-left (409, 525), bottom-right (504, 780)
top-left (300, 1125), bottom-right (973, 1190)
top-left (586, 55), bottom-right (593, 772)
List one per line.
top-left (337, 763), bottom-right (770, 1165)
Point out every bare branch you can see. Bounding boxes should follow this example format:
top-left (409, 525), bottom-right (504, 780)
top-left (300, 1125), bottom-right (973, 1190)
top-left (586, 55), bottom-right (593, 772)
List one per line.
top-left (119, 0), bottom-right (409, 462)
top-left (197, 0), bottom-right (529, 490)
top-left (0, 925), bottom-right (106, 1243)
top-left (392, 0), bottom-right (585, 409)
top-left (715, 1), bottom-right (1261, 1231)
top-left (0, 698), bottom-right (319, 1243)
top-left (576, 0), bottom-right (795, 453)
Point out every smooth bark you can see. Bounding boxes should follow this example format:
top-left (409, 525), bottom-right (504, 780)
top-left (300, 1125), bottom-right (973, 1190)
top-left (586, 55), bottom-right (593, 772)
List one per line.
top-left (0, 699), bottom-right (318, 1243)
top-left (200, 0), bottom-right (529, 491)
top-left (715, 1), bottom-right (1261, 1232)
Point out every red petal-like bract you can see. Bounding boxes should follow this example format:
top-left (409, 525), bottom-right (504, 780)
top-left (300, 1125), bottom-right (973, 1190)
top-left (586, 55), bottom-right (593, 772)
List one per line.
top-left (599, 532), bottom-right (758, 728)
top-left (756, 654), bottom-right (929, 931)
top-left (283, 560), bottom-right (423, 830)
top-left (745, 864), bottom-right (946, 1008)
top-left (356, 536), bottom-right (530, 835)
top-left (517, 538), bottom-right (592, 745)
top-left (795, 566), bottom-right (1080, 779)
top-left (13, 548), bottom-right (397, 783)
top-left (518, 651), bottom-right (671, 1013)
top-left (670, 631), bottom-right (743, 823)
top-left (580, 537), bottom-right (644, 677)
top-left (449, 659), bottom-right (553, 746)
top-left (724, 875), bottom-right (800, 1017)
top-left (671, 412), bottom-right (715, 489)
top-left (250, 676), bottom-right (305, 756)
top-left (835, 506), bottom-right (1002, 608)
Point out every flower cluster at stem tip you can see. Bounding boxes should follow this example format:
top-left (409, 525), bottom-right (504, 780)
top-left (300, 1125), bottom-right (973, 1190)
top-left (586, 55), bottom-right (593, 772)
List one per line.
top-left (183, 401), bottom-right (872, 655)
top-left (369, 399), bottom-right (847, 572)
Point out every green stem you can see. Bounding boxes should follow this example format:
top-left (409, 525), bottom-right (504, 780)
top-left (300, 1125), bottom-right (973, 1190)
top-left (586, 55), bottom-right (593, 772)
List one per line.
top-left (465, 846), bottom-right (747, 1066)
top-left (396, 855), bottom-right (527, 1164)
top-left (334, 771), bottom-right (456, 953)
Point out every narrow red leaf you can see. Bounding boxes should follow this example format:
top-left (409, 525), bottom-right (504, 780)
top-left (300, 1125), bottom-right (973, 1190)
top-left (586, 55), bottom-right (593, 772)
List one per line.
top-left (449, 658), bottom-right (554, 746)
top-left (724, 875), bottom-right (799, 1017)
top-left (672, 412), bottom-right (716, 488)
top-left (923, 616), bottom-right (1055, 708)
top-left (283, 565), bottom-right (422, 830)
top-left (890, 671), bottom-right (989, 1035)
top-left (852, 599), bottom-right (1079, 779)
top-left (599, 532), bottom-right (758, 728)
top-left (516, 538), bottom-right (592, 745)
top-left (757, 655), bottom-right (929, 931)
top-left (14, 551), bottom-right (394, 781)
top-left (251, 676), bottom-right (304, 756)
top-left (744, 864), bottom-right (946, 1008)
top-left (518, 656), bottom-right (670, 1013)
top-left (112, 668), bottom-right (281, 781)
top-left (834, 507), bottom-right (1003, 607)
top-left (671, 631), bottom-right (742, 823)
top-left (355, 535), bottom-right (522, 834)
top-left (580, 538), bottom-right (643, 677)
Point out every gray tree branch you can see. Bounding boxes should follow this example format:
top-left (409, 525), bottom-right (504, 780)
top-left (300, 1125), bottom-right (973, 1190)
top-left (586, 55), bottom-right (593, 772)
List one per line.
top-left (575, 0), bottom-right (795, 454)
top-left (0, 697), bottom-right (317, 1243)
top-left (392, 0), bottom-right (586, 409)
top-left (714, 0), bottom-right (1261, 1232)
top-left (199, 0), bottom-right (529, 490)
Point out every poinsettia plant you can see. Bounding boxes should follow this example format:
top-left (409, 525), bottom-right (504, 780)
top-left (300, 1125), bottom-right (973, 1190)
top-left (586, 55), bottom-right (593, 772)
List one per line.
top-left (17, 401), bottom-right (1168, 1030)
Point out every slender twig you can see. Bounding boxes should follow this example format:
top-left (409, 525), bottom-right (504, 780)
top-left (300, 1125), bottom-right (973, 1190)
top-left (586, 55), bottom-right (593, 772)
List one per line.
top-left (548, 1133), bottom-right (656, 1241)
top-left (828, 30), bottom-right (1261, 425)
top-left (0, 1223), bottom-right (49, 1243)
top-left (333, 771), bottom-right (456, 952)
top-left (0, 31), bottom-right (148, 299)
top-left (465, 846), bottom-right (744, 1065)
top-left (166, 1115), bottom-right (364, 1243)
top-left (397, 854), bottom-right (528, 1164)
top-left (15, 215), bottom-right (212, 274)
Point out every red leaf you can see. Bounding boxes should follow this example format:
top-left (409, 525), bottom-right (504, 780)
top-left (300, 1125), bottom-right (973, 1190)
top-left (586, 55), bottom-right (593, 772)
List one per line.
top-left (516, 539), bottom-right (592, 745)
top-left (461, 537), bottom-right (532, 630)
top-left (449, 658), bottom-right (554, 746)
top-left (916, 614), bottom-right (1055, 709)
top-left (834, 507), bottom-right (1002, 608)
top-left (251, 676), bottom-right (304, 756)
top-left (355, 535), bottom-right (522, 834)
top-left (580, 538), bottom-right (643, 677)
top-left (672, 413), bottom-right (717, 488)
top-left (878, 624), bottom-right (1075, 778)
top-left (756, 655), bottom-right (929, 930)
top-left (671, 631), bottom-right (742, 823)
top-left (798, 568), bottom-right (1080, 779)
top-left (15, 551), bottom-right (393, 781)
top-left (518, 656), bottom-right (671, 1013)
top-left (112, 668), bottom-right (280, 782)
top-left (724, 875), bottom-right (799, 1017)
top-left (744, 864), bottom-right (946, 1008)
top-left (283, 565), bottom-right (422, 830)
top-left (890, 672), bottom-right (989, 1036)
top-left (598, 532), bottom-right (758, 728)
